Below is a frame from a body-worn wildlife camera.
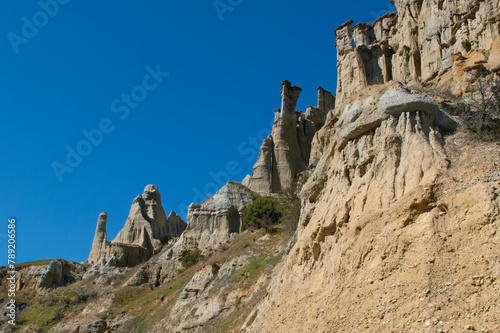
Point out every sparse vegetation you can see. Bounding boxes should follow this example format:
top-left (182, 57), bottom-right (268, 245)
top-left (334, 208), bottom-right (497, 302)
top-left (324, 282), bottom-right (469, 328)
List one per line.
top-left (230, 257), bottom-right (269, 285)
top-left (17, 302), bottom-right (59, 332)
top-left (207, 306), bottom-right (245, 333)
top-left (9, 216), bottom-right (292, 333)
top-left (15, 284), bottom-right (98, 332)
top-left (9, 188), bottom-right (298, 333)
top-left (447, 74), bottom-right (500, 141)
top-left (106, 270), bottom-right (195, 332)
top-left (242, 177), bottom-right (306, 234)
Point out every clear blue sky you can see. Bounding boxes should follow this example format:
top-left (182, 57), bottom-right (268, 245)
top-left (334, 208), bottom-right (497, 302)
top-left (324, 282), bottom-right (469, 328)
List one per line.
top-left (0, 0), bottom-right (394, 264)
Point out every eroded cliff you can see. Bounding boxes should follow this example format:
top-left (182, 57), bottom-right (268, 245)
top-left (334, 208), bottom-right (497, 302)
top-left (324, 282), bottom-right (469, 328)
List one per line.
top-left (240, 0), bottom-right (500, 329)
top-left (243, 124), bottom-right (500, 332)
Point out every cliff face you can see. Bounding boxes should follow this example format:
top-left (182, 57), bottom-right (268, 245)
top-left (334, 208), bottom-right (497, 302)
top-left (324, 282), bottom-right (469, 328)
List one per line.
top-left (335, 0), bottom-right (500, 106)
top-left (243, 84), bottom-right (449, 331)
top-left (243, 85), bottom-right (500, 333)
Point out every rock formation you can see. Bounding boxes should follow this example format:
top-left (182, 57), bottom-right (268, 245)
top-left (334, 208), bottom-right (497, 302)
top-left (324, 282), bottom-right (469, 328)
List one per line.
top-left (165, 211), bottom-right (187, 239)
top-left (107, 182), bottom-right (259, 288)
top-left (243, 97), bottom-right (500, 332)
top-left (9, 2), bottom-right (500, 332)
top-left (156, 260), bottom-right (246, 332)
top-left (170, 182), bottom-right (259, 254)
top-left (243, 81), bottom-right (334, 194)
top-left (335, 0), bottom-right (500, 106)
top-left (37, 261), bottom-right (63, 290)
top-left (87, 212), bottom-right (109, 264)
top-left (87, 185), bottom-right (186, 267)
top-left (335, 82), bottom-right (441, 146)
top-left (113, 184), bottom-right (180, 252)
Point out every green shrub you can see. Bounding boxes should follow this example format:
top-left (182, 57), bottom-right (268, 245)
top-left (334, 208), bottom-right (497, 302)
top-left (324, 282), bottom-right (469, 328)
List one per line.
top-left (181, 248), bottom-right (203, 268)
top-left (242, 197), bottom-right (282, 232)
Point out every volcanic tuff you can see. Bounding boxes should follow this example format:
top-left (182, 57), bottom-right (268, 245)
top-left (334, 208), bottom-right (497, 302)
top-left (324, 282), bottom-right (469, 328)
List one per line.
top-left (4, 0), bottom-right (500, 332)
top-left (242, 83), bottom-right (452, 331)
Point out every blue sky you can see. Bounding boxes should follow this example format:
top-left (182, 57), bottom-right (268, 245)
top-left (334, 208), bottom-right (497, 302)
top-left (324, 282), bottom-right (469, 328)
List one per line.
top-left (0, 0), bottom-right (394, 264)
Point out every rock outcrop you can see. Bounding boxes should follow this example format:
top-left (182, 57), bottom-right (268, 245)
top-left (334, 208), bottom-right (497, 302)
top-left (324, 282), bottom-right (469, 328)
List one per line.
top-left (243, 81), bottom-right (334, 194)
top-left (155, 262), bottom-right (235, 332)
top-left (335, 0), bottom-right (500, 106)
top-left (165, 211), bottom-right (188, 239)
top-left (124, 262), bottom-right (163, 287)
top-left (149, 232), bottom-right (290, 333)
top-left (37, 261), bottom-right (63, 290)
top-left (87, 185), bottom-right (186, 267)
top-left (83, 256), bottom-right (122, 280)
top-left (13, 259), bottom-right (85, 293)
top-left (170, 182), bottom-right (259, 254)
top-left (116, 182), bottom-right (259, 288)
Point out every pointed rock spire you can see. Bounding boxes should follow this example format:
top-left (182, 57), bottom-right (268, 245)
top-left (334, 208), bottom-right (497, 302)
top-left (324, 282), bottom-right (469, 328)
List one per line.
top-left (88, 212), bottom-right (110, 265)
